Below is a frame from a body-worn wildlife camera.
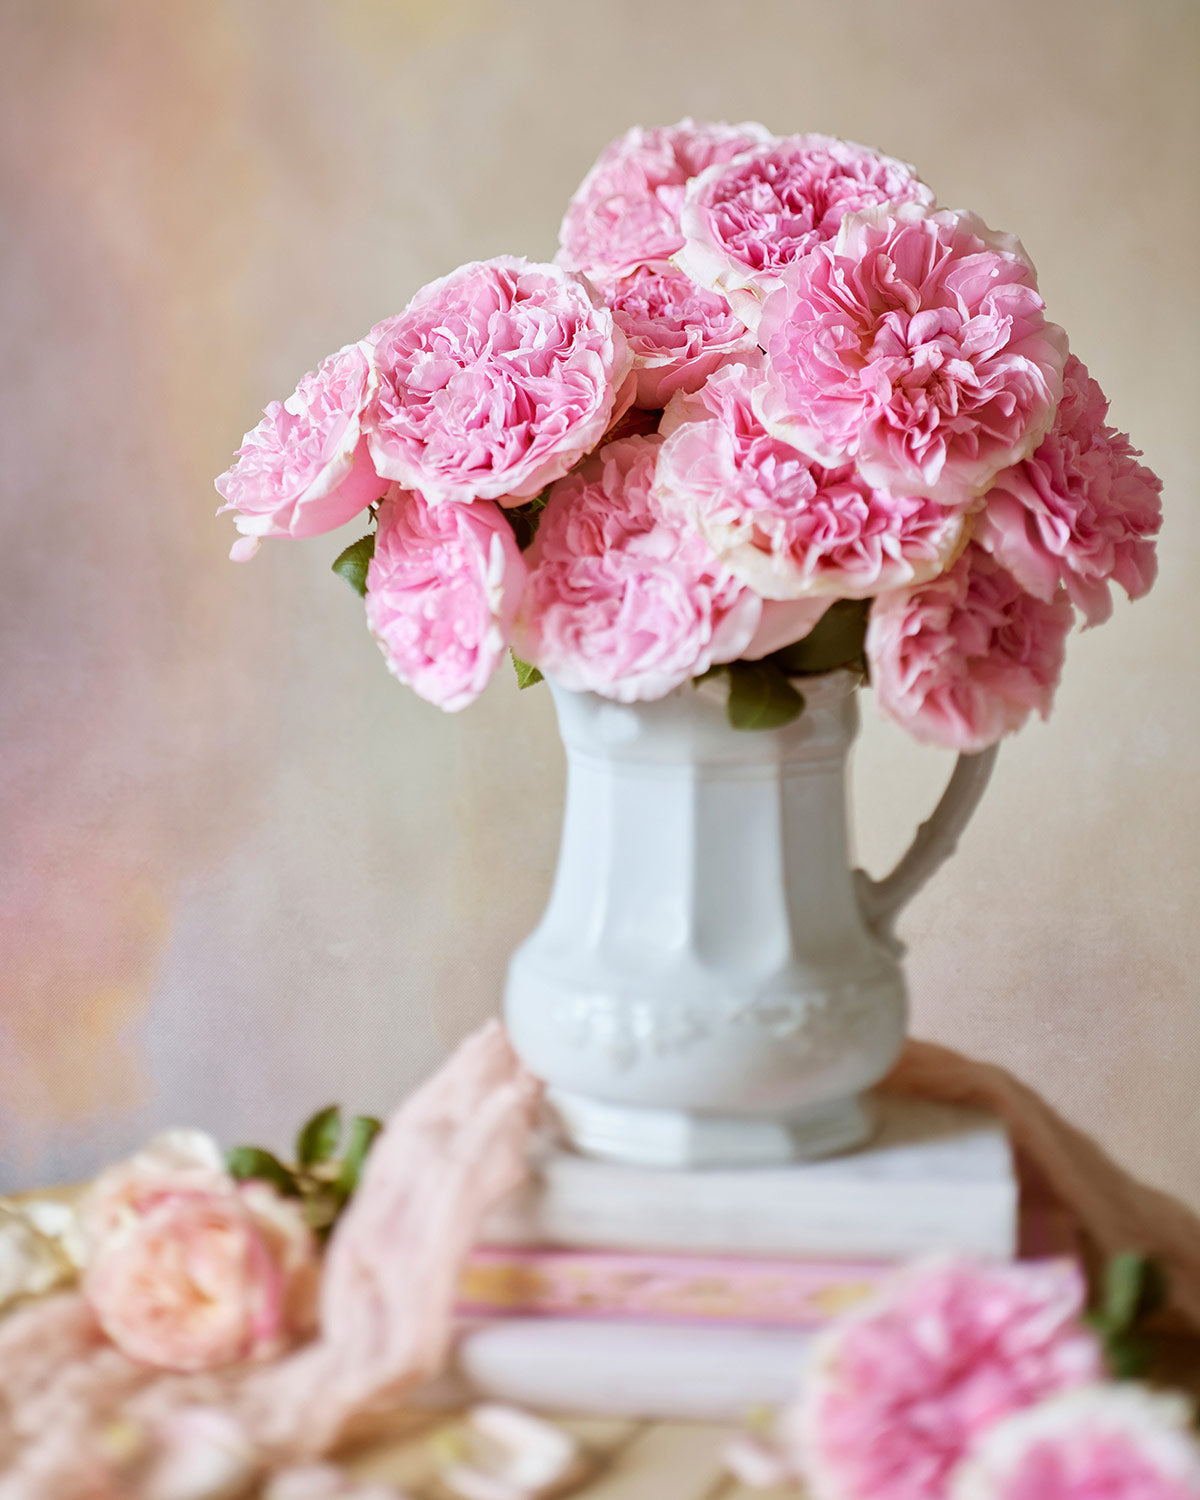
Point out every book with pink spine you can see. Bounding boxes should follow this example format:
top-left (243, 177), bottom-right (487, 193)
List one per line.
top-left (458, 1246), bottom-right (891, 1327)
top-left (457, 1243), bottom-right (1081, 1329)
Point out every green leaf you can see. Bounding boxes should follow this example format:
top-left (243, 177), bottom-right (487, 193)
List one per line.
top-left (332, 533), bottom-right (376, 597)
top-left (505, 489), bottom-right (551, 552)
top-left (725, 661), bottom-right (806, 731)
top-left (295, 1104), bottom-right (342, 1168)
top-left (1101, 1329), bottom-right (1153, 1379)
top-left (301, 1189), bottom-right (343, 1238)
top-left (335, 1114), bottom-right (383, 1197)
top-left (511, 652), bottom-right (543, 690)
top-left (225, 1146), bottom-right (301, 1197)
top-left (771, 598), bottom-right (871, 677)
top-left (1100, 1253), bottom-right (1167, 1331)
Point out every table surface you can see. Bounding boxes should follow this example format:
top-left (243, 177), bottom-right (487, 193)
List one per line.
top-left (341, 1335), bottom-right (1200, 1499)
top-left (337, 1335), bottom-right (1200, 1500)
top-left (340, 1411), bottom-right (795, 1500)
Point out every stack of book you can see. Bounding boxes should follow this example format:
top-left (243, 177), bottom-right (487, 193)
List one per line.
top-left (441, 1095), bottom-right (1077, 1419)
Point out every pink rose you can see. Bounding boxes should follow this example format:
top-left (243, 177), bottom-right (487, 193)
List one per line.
top-left (556, 118), bottom-right (771, 276)
top-left (216, 342), bottom-right (384, 556)
top-left (866, 544), bottom-right (1074, 751)
top-left (654, 359), bottom-right (966, 601)
top-left (515, 435), bottom-right (761, 701)
top-left (80, 1131), bottom-right (318, 1374)
top-left (757, 205), bottom-right (1069, 508)
top-left (364, 486), bottom-right (526, 712)
top-left (595, 263), bottom-right (757, 409)
top-left (677, 133), bottom-right (934, 332)
top-left (366, 257), bottom-right (631, 505)
top-left (796, 1260), bottom-right (1104, 1500)
top-left (952, 1386), bottom-right (1200, 1500)
top-left (975, 355), bottom-right (1162, 627)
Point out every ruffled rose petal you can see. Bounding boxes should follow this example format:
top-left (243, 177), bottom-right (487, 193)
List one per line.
top-left (757, 204), bottom-right (1069, 509)
top-left (796, 1259), bottom-right (1104, 1500)
top-left (976, 355), bottom-right (1162, 627)
top-left (866, 544), bottom-right (1074, 752)
top-left (557, 118), bottom-right (771, 276)
top-left (595, 262), bottom-right (757, 409)
top-left (366, 258), bottom-right (631, 505)
top-left (655, 359), bottom-right (965, 601)
top-left (365, 487), bottom-right (527, 713)
top-left (515, 434), bottom-right (761, 702)
top-left (678, 133), bottom-right (934, 332)
top-left (216, 342), bottom-right (385, 542)
top-left (951, 1384), bottom-right (1200, 1500)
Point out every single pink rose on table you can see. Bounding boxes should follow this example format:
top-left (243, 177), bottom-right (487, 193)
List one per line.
top-left (556, 118), bottom-right (771, 276)
top-left (365, 486), bottom-right (526, 712)
top-left (976, 355), bottom-right (1162, 627)
top-left (80, 1131), bottom-right (318, 1374)
top-left (515, 434), bottom-right (762, 702)
top-left (595, 263), bottom-right (758, 409)
top-left (757, 204), bottom-right (1069, 508)
top-left (795, 1259), bottom-right (1104, 1500)
top-left (677, 133), bottom-right (934, 332)
top-left (952, 1385), bottom-right (1200, 1500)
top-left (366, 257), bottom-right (630, 506)
top-left (866, 544), bottom-right (1074, 752)
top-left (216, 342), bottom-right (384, 558)
top-left (654, 359), bottom-right (966, 601)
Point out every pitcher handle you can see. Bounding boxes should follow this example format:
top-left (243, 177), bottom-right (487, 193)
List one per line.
top-left (854, 745), bottom-right (999, 942)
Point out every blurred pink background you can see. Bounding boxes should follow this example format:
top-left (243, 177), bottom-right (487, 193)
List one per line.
top-left (1, 0), bottom-right (1197, 1204)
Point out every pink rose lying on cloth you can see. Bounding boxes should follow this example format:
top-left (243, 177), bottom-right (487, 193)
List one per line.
top-left (0, 1023), bottom-right (542, 1499)
top-left (796, 1259), bottom-right (1104, 1500)
top-left (866, 544), bottom-right (1073, 752)
top-left (80, 1130), bottom-right (318, 1374)
top-left (654, 358), bottom-right (965, 601)
top-left (556, 117), bottom-right (770, 276)
top-left (951, 1385), bottom-right (1200, 1500)
top-left (595, 262), bottom-right (757, 410)
top-left (756, 204), bottom-right (1068, 509)
top-left (366, 257), bottom-right (631, 505)
top-left (677, 133), bottom-right (933, 332)
top-left (365, 487), bottom-right (526, 712)
top-left (976, 355), bottom-right (1162, 627)
top-left (216, 341), bottom-right (384, 557)
top-left (514, 434), bottom-right (763, 701)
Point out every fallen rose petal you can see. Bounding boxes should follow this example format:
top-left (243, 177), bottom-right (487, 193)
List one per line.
top-left (440, 1405), bottom-right (590, 1500)
top-left (140, 1407), bottom-right (261, 1500)
top-left (0, 1205), bottom-right (75, 1310)
top-left (262, 1464), bottom-right (408, 1500)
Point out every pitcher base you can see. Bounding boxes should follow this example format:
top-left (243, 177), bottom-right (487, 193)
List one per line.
top-left (549, 1089), bottom-right (874, 1169)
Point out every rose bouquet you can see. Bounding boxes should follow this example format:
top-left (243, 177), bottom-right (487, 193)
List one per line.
top-left (217, 121), bottom-right (1162, 751)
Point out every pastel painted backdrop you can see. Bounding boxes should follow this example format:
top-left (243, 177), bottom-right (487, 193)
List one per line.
top-left (2, 0), bottom-right (1197, 1204)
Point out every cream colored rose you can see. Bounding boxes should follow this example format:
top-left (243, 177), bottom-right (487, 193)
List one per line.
top-left (80, 1131), bottom-right (318, 1373)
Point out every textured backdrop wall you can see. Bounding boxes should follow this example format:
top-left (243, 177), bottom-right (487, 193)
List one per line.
top-left (1, 0), bottom-right (1197, 1204)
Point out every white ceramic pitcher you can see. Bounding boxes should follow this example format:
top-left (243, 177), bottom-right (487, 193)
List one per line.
top-left (504, 673), bottom-right (996, 1167)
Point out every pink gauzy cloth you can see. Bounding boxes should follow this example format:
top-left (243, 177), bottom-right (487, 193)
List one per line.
top-left (0, 1021), bottom-right (542, 1499)
top-left (885, 1041), bottom-right (1200, 1334)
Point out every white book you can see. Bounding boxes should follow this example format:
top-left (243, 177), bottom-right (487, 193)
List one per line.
top-left (452, 1317), bottom-right (815, 1422)
top-left (482, 1095), bottom-right (1017, 1262)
